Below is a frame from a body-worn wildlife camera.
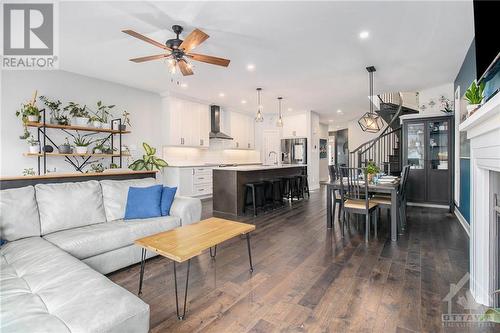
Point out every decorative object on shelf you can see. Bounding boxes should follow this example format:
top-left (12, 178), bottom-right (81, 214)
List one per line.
top-left (89, 163), bottom-right (105, 173)
top-left (42, 145), bottom-right (54, 153)
top-left (65, 102), bottom-right (89, 126)
top-left (439, 95), bottom-right (454, 113)
top-left (73, 133), bottom-right (94, 154)
top-left (122, 25), bottom-right (230, 77)
top-left (121, 111), bottom-right (131, 131)
top-left (255, 88), bottom-right (264, 122)
top-left (276, 96), bottom-right (283, 127)
top-left (39, 95), bottom-right (68, 125)
top-left (92, 100), bottom-right (115, 129)
top-left (58, 137), bottom-right (72, 154)
top-left (464, 80), bottom-right (485, 116)
top-left (93, 139), bottom-right (105, 154)
top-left (358, 66), bottom-right (383, 133)
top-left (90, 115), bottom-right (102, 128)
top-left (365, 161), bottom-right (380, 184)
top-left (22, 168), bottom-right (36, 176)
top-left (129, 142), bottom-right (168, 171)
top-left (110, 163), bottom-right (118, 169)
top-left (27, 135), bottom-right (40, 154)
top-left (16, 91), bottom-right (40, 138)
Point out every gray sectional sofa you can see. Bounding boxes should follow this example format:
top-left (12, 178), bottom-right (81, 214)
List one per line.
top-left (0, 177), bottom-right (202, 333)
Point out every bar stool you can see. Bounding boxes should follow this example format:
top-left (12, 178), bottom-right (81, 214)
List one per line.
top-left (265, 179), bottom-right (284, 208)
top-left (298, 175), bottom-right (310, 198)
top-left (280, 176), bottom-right (301, 202)
top-left (243, 182), bottom-right (266, 216)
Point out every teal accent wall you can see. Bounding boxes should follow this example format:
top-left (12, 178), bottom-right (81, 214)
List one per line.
top-left (459, 159), bottom-right (470, 223)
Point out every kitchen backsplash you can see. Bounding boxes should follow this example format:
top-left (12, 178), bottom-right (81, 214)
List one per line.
top-left (163, 146), bottom-right (261, 166)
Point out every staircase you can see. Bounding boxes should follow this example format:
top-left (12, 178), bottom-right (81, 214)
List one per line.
top-left (349, 92), bottom-right (419, 175)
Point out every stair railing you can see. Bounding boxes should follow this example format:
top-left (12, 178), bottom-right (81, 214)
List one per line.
top-left (349, 92), bottom-right (404, 173)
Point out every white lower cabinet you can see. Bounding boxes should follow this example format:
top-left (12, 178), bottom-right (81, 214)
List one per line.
top-left (164, 167), bottom-right (213, 197)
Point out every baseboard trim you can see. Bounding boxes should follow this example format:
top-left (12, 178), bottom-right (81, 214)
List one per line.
top-left (454, 208), bottom-right (470, 237)
top-left (407, 202), bottom-right (448, 209)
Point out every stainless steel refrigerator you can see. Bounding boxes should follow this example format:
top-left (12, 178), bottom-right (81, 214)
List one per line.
top-left (281, 138), bottom-right (307, 165)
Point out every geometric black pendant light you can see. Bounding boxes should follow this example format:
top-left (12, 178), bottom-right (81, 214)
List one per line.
top-left (358, 66), bottom-right (384, 133)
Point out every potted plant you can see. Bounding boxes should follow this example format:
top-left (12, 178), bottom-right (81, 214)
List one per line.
top-left (39, 95), bottom-right (68, 125)
top-left (22, 168), bottom-right (36, 176)
top-left (439, 96), bottom-right (453, 114)
top-left (16, 91), bottom-right (40, 139)
top-left (129, 142), bottom-right (168, 171)
top-left (365, 162), bottom-right (380, 184)
top-left (464, 81), bottom-right (485, 115)
top-left (94, 101), bottom-right (115, 129)
top-left (58, 137), bottom-right (72, 154)
top-left (93, 139), bottom-right (106, 154)
top-left (89, 163), bottom-right (105, 173)
top-left (120, 111), bottom-right (131, 131)
top-left (73, 134), bottom-right (94, 154)
top-left (89, 115), bottom-right (102, 128)
top-left (65, 102), bottom-right (89, 126)
top-left (27, 135), bottom-right (40, 154)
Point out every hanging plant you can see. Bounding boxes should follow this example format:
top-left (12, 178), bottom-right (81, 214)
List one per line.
top-left (129, 142), bottom-right (168, 171)
top-left (16, 91), bottom-right (40, 138)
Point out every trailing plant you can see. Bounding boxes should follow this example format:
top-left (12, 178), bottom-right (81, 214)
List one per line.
top-left (73, 133), bottom-right (94, 147)
top-left (464, 81), bottom-right (485, 105)
top-left (22, 168), bottom-right (36, 176)
top-left (39, 95), bottom-right (68, 124)
top-left (129, 142), bottom-right (168, 171)
top-left (16, 91), bottom-right (40, 138)
top-left (64, 102), bottom-right (89, 118)
top-left (365, 162), bottom-right (380, 175)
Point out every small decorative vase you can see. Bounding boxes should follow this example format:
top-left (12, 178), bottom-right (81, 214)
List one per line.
top-left (29, 144), bottom-right (40, 153)
top-left (27, 115), bottom-right (39, 122)
top-left (119, 124), bottom-right (126, 131)
top-left (75, 146), bottom-right (88, 154)
top-left (92, 120), bottom-right (102, 128)
top-left (466, 104), bottom-right (480, 116)
top-left (367, 173), bottom-right (374, 184)
top-left (73, 117), bottom-right (89, 126)
top-left (94, 148), bottom-right (103, 154)
top-left (58, 144), bottom-right (72, 154)
top-left (42, 145), bottom-right (54, 153)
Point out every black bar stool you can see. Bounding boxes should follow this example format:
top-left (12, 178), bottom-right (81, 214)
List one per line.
top-left (298, 175), bottom-right (310, 198)
top-left (265, 179), bottom-right (284, 208)
top-left (280, 176), bottom-right (301, 202)
top-left (243, 182), bottom-right (266, 216)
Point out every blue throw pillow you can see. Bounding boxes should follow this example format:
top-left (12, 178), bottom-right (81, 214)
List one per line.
top-left (124, 185), bottom-right (163, 220)
top-left (161, 186), bottom-right (177, 216)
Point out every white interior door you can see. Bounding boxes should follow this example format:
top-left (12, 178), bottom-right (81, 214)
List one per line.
top-left (262, 130), bottom-right (280, 165)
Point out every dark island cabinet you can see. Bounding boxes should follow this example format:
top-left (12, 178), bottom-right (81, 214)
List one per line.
top-left (402, 114), bottom-right (453, 210)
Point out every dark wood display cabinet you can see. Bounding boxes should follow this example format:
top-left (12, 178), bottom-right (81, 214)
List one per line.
top-left (402, 114), bottom-right (454, 211)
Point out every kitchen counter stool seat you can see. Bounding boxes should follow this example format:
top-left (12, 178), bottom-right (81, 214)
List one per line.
top-left (243, 182), bottom-right (266, 216)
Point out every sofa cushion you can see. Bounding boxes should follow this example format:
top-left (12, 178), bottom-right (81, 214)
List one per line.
top-left (35, 181), bottom-right (106, 235)
top-left (170, 196), bottom-right (202, 226)
top-left (43, 215), bottom-right (180, 260)
top-left (161, 186), bottom-right (177, 216)
top-left (124, 185), bottom-right (163, 220)
top-left (100, 178), bottom-right (157, 221)
top-left (0, 237), bottom-right (149, 333)
top-left (0, 186), bottom-right (40, 241)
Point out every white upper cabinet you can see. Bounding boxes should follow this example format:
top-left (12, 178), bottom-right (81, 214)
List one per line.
top-left (229, 111), bottom-right (255, 150)
top-left (282, 113), bottom-right (308, 138)
top-left (162, 96), bottom-right (210, 148)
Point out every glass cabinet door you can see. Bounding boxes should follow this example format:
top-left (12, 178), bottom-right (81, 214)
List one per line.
top-left (428, 120), bottom-right (449, 170)
top-left (407, 123), bottom-right (425, 169)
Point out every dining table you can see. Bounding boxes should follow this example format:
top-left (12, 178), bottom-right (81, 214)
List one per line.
top-left (325, 178), bottom-right (400, 242)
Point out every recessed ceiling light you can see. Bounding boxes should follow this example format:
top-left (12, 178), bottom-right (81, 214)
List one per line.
top-left (180, 83), bottom-right (188, 88)
top-left (287, 108), bottom-right (293, 111)
top-left (359, 31), bottom-right (370, 39)
top-left (337, 109), bottom-right (343, 113)
top-left (329, 119), bottom-right (333, 122)
top-left (246, 64), bottom-right (255, 71)
top-left (219, 92), bottom-right (225, 97)
top-left (241, 100), bottom-right (247, 104)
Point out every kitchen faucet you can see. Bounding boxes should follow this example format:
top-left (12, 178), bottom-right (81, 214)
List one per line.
top-left (268, 151), bottom-right (278, 165)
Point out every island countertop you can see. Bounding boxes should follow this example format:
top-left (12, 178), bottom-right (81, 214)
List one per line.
top-left (215, 164), bottom-right (307, 172)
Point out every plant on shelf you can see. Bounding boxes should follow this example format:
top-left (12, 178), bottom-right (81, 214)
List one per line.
top-left (89, 115), bottom-right (102, 128)
top-left (365, 161), bottom-right (380, 184)
top-left (16, 91), bottom-right (40, 138)
top-left (129, 142), bottom-right (168, 171)
top-left (27, 135), bottom-right (40, 154)
top-left (58, 137), bottom-right (72, 154)
top-left (39, 95), bottom-right (69, 125)
top-left (73, 133), bottom-right (94, 154)
top-left (64, 102), bottom-right (89, 126)
top-left (120, 110), bottom-right (131, 131)
top-left (89, 163), bottom-right (105, 173)
top-left (93, 138), bottom-right (107, 154)
top-left (22, 168), bottom-right (36, 176)
top-left (93, 100), bottom-right (115, 129)
top-left (464, 80), bottom-right (485, 115)
top-left (439, 95), bottom-right (453, 114)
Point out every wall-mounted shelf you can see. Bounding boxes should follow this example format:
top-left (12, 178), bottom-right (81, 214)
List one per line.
top-left (26, 122), bottom-right (130, 134)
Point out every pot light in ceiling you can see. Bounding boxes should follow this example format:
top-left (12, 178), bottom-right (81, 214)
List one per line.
top-left (359, 31), bottom-right (370, 39)
top-left (180, 83), bottom-right (188, 88)
top-left (241, 100), bottom-right (247, 104)
top-left (287, 107), bottom-right (293, 111)
top-left (329, 119), bottom-right (333, 122)
top-left (337, 109), bottom-right (343, 114)
top-left (219, 92), bottom-right (225, 97)
top-left (246, 64), bottom-right (256, 71)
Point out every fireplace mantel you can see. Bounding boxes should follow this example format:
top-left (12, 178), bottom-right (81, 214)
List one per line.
top-left (459, 91), bottom-right (500, 306)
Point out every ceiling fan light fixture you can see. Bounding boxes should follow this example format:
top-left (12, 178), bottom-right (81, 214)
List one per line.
top-left (276, 97), bottom-right (283, 127)
top-left (255, 88), bottom-right (264, 122)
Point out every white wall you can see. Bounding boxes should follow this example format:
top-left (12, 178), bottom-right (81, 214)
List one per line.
top-left (418, 82), bottom-right (454, 113)
top-left (0, 70), bottom-right (162, 176)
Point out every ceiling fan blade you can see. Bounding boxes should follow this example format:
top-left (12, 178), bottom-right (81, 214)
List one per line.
top-left (178, 59), bottom-right (194, 76)
top-left (188, 53), bottom-right (230, 67)
top-left (122, 29), bottom-right (171, 51)
top-left (129, 53), bottom-right (171, 63)
top-left (179, 29), bottom-right (209, 52)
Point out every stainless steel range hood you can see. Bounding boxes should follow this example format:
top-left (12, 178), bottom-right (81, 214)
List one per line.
top-left (209, 105), bottom-right (233, 140)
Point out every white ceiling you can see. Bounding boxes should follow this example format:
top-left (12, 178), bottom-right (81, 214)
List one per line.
top-left (59, 1), bottom-right (474, 124)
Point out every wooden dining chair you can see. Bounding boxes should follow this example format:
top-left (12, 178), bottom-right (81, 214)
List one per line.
top-left (371, 165), bottom-right (410, 233)
top-left (328, 165), bottom-right (343, 221)
top-left (339, 167), bottom-right (378, 242)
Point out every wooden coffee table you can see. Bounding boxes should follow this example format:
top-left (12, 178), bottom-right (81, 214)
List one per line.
top-left (134, 217), bottom-right (256, 320)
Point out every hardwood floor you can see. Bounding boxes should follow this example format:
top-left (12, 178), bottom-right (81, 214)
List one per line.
top-left (108, 187), bottom-right (496, 332)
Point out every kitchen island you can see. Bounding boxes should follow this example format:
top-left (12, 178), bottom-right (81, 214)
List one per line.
top-left (212, 165), bottom-right (306, 216)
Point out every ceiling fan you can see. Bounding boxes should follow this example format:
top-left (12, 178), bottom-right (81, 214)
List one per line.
top-left (122, 25), bottom-right (230, 76)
